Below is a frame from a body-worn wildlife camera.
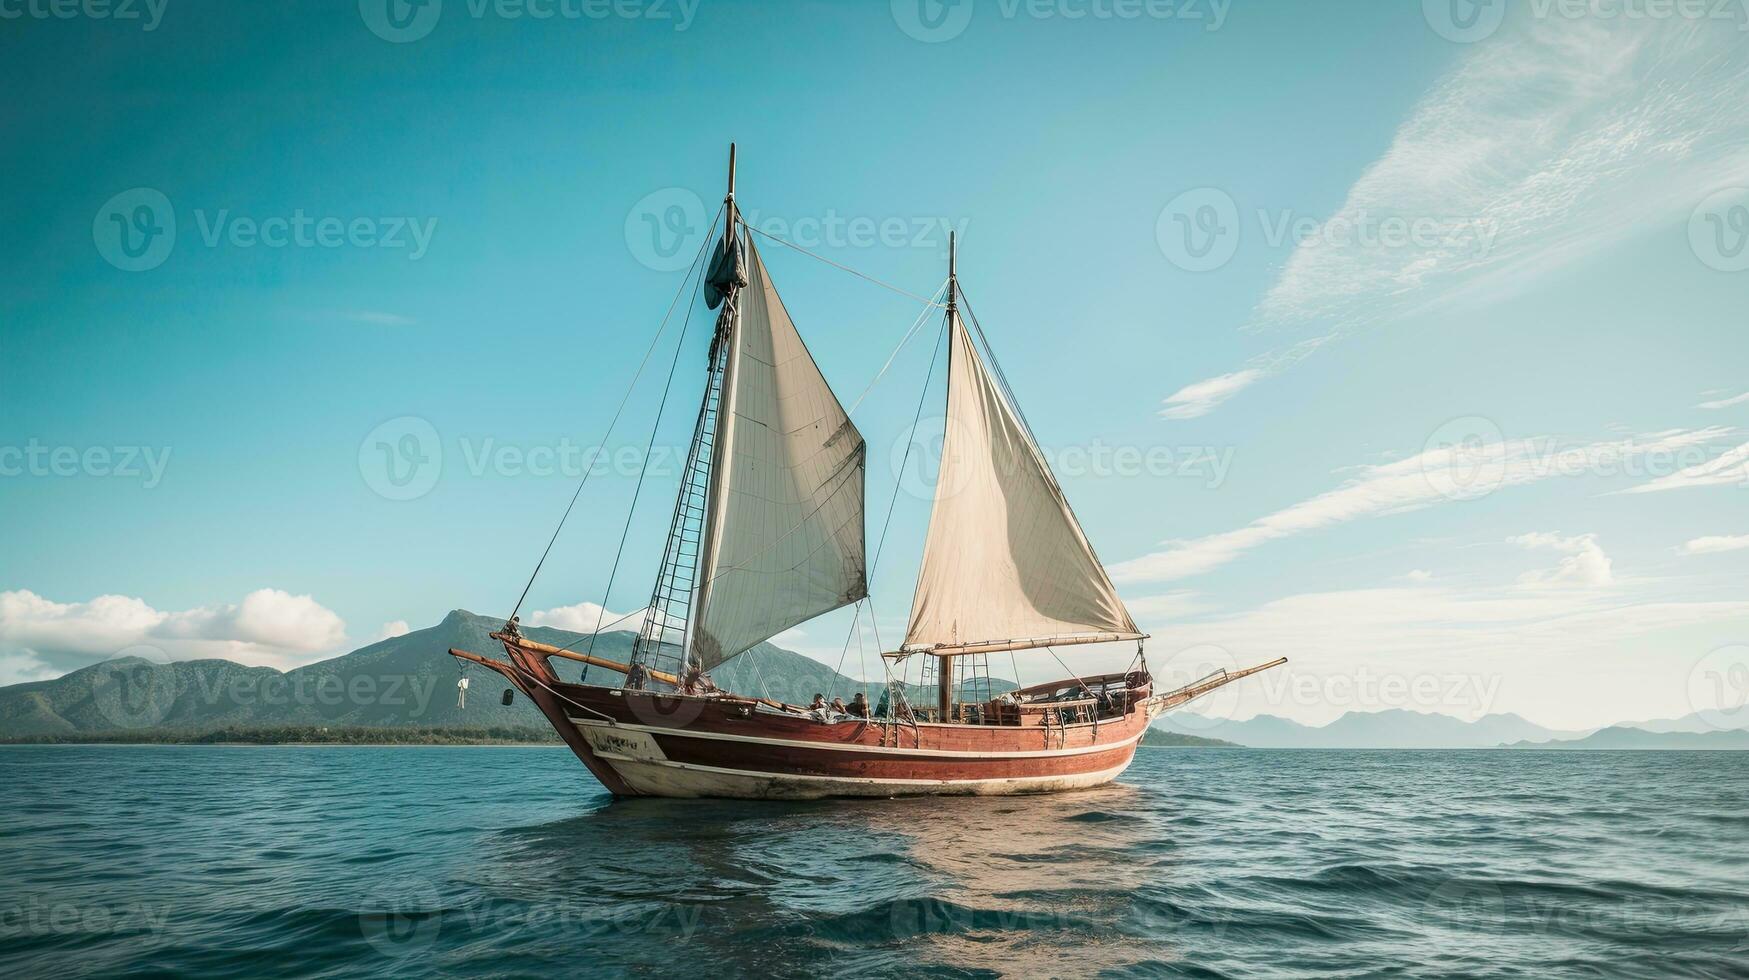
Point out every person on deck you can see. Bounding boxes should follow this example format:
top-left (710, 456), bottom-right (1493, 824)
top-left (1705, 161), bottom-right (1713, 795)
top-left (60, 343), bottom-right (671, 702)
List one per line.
top-left (830, 696), bottom-right (847, 714)
top-left (848, 692), bottom-right (870, 718)
top-left (809, 693), bottom-right (827, 711)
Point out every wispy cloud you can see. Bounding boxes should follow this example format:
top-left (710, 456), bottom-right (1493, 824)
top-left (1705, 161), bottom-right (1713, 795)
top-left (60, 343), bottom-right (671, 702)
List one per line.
top-left (1172, 15), bottom-right (1749, 419)
top-left (1111, 427), bottom-right (1726, 584)
top-left (1683, 533), bottom-right (1749, 555)
top-left (1617, 440), bottom-right (1749, 494)
top-left (1699, 391), bottom-right (1749, 410)
top-left (1159, 369), bottom-right (1262, 420)
top-left (1258, 15), bottom-right (1749, 331)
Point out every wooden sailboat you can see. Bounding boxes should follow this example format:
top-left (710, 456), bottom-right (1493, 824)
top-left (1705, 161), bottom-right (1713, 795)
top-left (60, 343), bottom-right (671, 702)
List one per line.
top-left (449, 147), bottom-right (1283, 799)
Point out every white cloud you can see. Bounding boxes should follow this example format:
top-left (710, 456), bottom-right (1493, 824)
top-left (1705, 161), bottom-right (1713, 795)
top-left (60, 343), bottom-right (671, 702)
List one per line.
top-left (1111, 427), bottom-right (1724, 584)
top-left (1698, 392), bottom-right (1749, 411)
top-left (374, 620), bottom-right (412, 642)
top-left (1683, 534), bottom-right (1749, 555)
top-left (151, 589), bottom-right (346, 651)
top-left (526, 602), bottom-right (636, 634)
top-left (1159, 369), bottom-right (1263, 420)
top-left (1618, 441), bottom-right (1749, 494)
top-left (1508, 532), bottom-right (1614, 589)
top-left (0, 591), bottom-right (165, 659)
top-left (1405, 569), bottom-right (1433, 583)
top-left (0, 650), bottom-right (59, 687)
top-left (0, 588), bottom-right (348, 674)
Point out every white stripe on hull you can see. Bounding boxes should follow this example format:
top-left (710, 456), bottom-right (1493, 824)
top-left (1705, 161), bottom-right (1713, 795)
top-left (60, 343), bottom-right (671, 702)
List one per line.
top-left (567, 716), bottom-right (1146, 759)
top-left (602, 756), bottom-right (1137, 800)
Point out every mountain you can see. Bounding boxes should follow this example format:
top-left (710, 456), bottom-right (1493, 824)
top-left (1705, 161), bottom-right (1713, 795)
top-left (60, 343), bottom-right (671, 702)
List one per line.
top-left (1141, 728), bottom-right (1238, 748)
top-left (1152, 709), bottom-right (1592, 749)
top-left (1609, 710), bottom-right (1749, 734)
top-left (0, 610), bottom-right (892, 738)
top-left (1502, 727), bottom-right (1749, 750)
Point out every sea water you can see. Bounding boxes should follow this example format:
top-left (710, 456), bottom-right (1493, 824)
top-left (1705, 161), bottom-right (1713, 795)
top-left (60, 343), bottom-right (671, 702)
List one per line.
top-left (2, 746), bottom-right (1745, 978)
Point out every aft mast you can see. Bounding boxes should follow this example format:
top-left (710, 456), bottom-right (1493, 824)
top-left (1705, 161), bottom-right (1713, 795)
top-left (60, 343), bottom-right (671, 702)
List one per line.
top-left (935, 232), bottom-right (959, 721)
top-left (903, 233), bottom-right (1147, 717)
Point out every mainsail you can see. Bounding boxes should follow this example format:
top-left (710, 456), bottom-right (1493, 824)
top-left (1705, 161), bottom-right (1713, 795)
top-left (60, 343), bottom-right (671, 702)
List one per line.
top-left (903, 310), bottom-right (1140, 655)
top-left (689, 233), bottom-right (868, 671)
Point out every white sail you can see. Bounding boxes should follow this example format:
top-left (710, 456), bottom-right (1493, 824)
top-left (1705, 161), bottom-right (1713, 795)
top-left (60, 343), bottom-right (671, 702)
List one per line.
top-left (690, 236), bottom-right (868, 671)
top-left (904, 314), bottom-right (1140, 655)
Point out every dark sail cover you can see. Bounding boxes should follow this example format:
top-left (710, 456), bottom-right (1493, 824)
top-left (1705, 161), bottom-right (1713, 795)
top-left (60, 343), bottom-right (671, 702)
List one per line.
top-left (704, 223), bottom-right (748, 310)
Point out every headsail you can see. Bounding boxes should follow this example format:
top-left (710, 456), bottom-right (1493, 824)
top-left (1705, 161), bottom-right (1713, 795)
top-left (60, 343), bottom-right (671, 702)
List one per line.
top-left (903, 310), bottom-right (1140, 655)
top-left (690, 233), bottom-right (869, 671)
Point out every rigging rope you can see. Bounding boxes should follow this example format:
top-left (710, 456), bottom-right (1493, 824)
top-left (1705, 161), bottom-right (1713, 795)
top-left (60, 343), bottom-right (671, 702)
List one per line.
top-left (506, 206), bottom-right (724, 624)
top-left (741, 222), bottom-right (948, 309)
top-left (845, 280), bottom-right (949, 418)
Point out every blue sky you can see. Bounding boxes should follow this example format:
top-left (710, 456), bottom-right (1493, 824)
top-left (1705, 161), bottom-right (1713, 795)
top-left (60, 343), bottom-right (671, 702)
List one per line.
top-left (2, 0), bottom-right (1747, 729)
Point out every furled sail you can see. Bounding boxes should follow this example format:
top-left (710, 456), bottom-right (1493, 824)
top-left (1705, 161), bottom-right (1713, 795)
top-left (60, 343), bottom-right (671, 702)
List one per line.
top-left (903, 313), bottom-right (1141, 655)
top-left (690, 234), bottom-right (868, 671)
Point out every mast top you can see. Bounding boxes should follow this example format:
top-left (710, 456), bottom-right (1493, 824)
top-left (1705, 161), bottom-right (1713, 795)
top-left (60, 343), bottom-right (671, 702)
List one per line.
top-left (726, 143), bottom-right (737, 203)
top-left (946, 231), bottom-right (957, 316)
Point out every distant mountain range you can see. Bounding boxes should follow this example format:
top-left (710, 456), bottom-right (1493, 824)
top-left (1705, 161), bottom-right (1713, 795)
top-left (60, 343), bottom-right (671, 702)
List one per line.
top-left (0, 610), bottom-right (1001, 739)
top-left (3, 613), bottom-right (1742, 749)
top-left (1153, 708), bottom-right (1749, 750)
top-left (1502, 727), bottom-right (1749, 750)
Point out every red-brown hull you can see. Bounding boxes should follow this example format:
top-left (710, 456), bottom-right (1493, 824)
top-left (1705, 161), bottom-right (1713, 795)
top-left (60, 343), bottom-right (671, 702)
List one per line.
top-left (516, 679), bottom-right (1154, 799)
